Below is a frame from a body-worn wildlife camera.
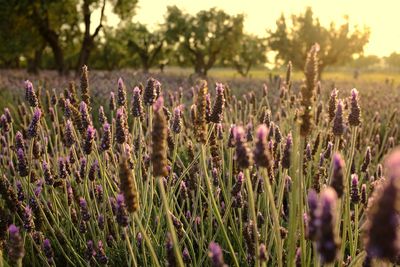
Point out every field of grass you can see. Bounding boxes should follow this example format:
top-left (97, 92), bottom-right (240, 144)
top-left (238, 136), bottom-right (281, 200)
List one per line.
top-left (0, 62), bottom-right (399, 266)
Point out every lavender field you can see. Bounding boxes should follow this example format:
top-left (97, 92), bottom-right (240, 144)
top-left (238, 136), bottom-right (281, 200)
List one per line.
top-left (0, 43), bottom-right (399, 267)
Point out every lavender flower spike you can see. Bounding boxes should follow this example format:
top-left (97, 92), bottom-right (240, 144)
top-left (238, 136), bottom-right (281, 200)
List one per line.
top-left (208, 242), bottom-right (227, 267)
top-left (7, 224), bottom-right (25, 264)
top-left (27, 107), bottom-right (41, 139)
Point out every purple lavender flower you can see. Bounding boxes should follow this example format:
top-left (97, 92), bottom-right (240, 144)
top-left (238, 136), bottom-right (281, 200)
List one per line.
top-left (0, 114), bottom-right (9, 132)
top-left (328, 88), bottom-right (338, 122)
top-left (281, 133), bottom-right (293, 169)
top-left (165, 233), bottom-right (176, 266)
top-left (88, 160), bottom-right (98, 181)
top-left (15, 131), bottom-right (25, 152)
top-left (183, 247), bottom-right (191, 264)
top-left (43, 239), bottom-right (55, 265)
top-left (333, 100), bottom-right (344, 136)
top-left (324, 142), bottom-right (333, 159)
top-left (117, 77), bottom-right (127, 107)
top-left (97, 214), bottom-right (105, 230)
top-left (307, 189), bottom-right (319, 240)
top-left (79, 198), bottom-right (90, 221)
top-left (109, 92), bottom-right (116, 111)
top-left (227, 124), bottom-right (236, 147)
top-left (43, 161), bottom-right (54, 186)
top-left (234, 126), bottom-right (252, 169)
top-left (16, 181), bottom-right (24, 202)
top-left (316, 187), bottom-right (340, 264)
top-left (361, 146), bottom-right (371, 173)
top-left (79, 157), bottom-right (87, 181)
top-left (254, 125), bottom-right (272, 169)
top-left (361, 184), bottom-right (367, 204)
top-left (144, 78), bottom-right (158, 106)
top-left (171, 106), bottom-right (182, 134)
top-left (27, 107), bottom-right (41, 139)
top-left (210, 83), bottom-right (225, 123)
top-left (330, 153), bottom-right (345, 198)
top-left (96, 240), bottom-right (108, 264)
top-left (25, 80), bottom-right (38, 107)
top-left (34, 179), bottom-right (43, 197)
top-left (116, 194), bottom-right (129, 227)
top-left (132, 86), bottom-right (143, 118)
top-left (83, 126), bottom-right (95, 155)
top-left (7, 225), bottom-right (24, 263)
top-left (85, 240), bottom-right (96, 262)
top-left (58, 157), bottom-right (67, 179)
top-left (208, 242), bottom-right (227, 267)
top-left (100, 122), bottom-right (111, 152)
top-left (23, 206), bottom-right (35, 232)
top-left (115, 108), bottom-right (127, 144)
top-left (231, 172), bottom-right (244, 196)
top-left (259, 243), bottom-right (267, 262)
top-left (98, 106), bottom-right (107, 125)
top-left (79, 101), bottom-right (92, 132)
top-left (305, 143), bottom-right (312, 161)
top-left (4, 108), bottom-right (12, 123)
top-left (64, 120), bottom-right (75, 148)
top-left (17, 148), bottom-right (28, 177)
top-left (95, 184), bottom-right (103, 202)
top-left (348, 88), bottom-right (361, 127)
top-left (351, 174), bottom-right (360, 204)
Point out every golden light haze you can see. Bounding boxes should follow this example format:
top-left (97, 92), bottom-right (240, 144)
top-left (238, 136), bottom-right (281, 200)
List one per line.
top-left (114, 0), bottom-right (399, 57)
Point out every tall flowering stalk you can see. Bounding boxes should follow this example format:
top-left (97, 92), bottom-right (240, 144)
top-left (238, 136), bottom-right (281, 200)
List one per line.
top-left (151, 96), bottom-right (184, 266)
top-left (195, 80), bottom-right (208, 144)
top-left (27, 107), bottom-right (41, 139)
top-left (210, 83), bottom-right (225, 124)
top-left (80, 65), bottom-right (91, 108)
top-left (300, 44), bottom-right (319, 137)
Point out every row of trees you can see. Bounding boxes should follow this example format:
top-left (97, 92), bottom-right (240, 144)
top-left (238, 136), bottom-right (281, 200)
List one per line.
top-left (0, 3), bottom-right (370, 76)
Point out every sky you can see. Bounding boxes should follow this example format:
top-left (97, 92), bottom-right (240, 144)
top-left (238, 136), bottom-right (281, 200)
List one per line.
top-left (111, 0), bottom-right (400, 57)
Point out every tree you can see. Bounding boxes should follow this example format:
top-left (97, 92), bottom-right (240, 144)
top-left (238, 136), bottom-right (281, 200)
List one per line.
top-left (385, 52), bottom-right (400, 69)
top-left (268, 7), bottom-right (370, 76)
top-left (348, 55), bottom-right (380, 70)
top-left (230, 34), bottom-right (267, 77)
top-left (0, 0), bottom-right (44, 70)
top-left (7, 0), bottom-right (138, 74)
top-left (13, 0), bottom-right (80, 74)
top-left (89, 27), bottom-right (129, 70)
top-left (165, 6), bottom-right (244, 77)
top-left (75, 0), bottom-right (138, 71)
top-left (125, 23), bottom-right (167, 73)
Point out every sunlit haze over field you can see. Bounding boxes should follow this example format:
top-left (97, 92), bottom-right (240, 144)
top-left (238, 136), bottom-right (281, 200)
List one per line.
top-left (107, 0), bottom-right (398, 57)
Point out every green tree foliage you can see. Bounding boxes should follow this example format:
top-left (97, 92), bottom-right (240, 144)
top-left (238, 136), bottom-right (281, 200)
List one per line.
top-left (348, 55), bottom-right (380, 69)
top-left (230, 34), bottom-right (267, 77)
top-left (5, 0), bottom-right (137, 74)
top-left (89, 27), bottom-right (129, 70)
top-left (0, 1), bottom-right (43, 70)
top-left (385, 52), bottom-right (400, 69)
top-left (165, 6), bottom-right (244, 76)
top-left (125, 23), bottom-right (167, 73)
top-left (268, 7), bottom-right (370, 75)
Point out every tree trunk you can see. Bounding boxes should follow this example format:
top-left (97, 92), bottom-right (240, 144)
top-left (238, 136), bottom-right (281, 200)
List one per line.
top-left (31, 7), bottom-right (66, 75)
top-left (76, 37), bottom-right (94, 71)
top-left (27, 46), bottom-right (45, 74)
top-left (76, 0), bottom-right (105, 72)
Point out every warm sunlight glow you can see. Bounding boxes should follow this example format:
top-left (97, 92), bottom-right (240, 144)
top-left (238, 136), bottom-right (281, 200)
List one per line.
top-left (121, 0), bottom-right (400, 57)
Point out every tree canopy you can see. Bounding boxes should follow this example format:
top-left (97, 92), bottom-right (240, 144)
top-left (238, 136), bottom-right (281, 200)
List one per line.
top-left (164, 6), bottom-right (245, 76)
top-left (268, 7), bottom-right (370, 74)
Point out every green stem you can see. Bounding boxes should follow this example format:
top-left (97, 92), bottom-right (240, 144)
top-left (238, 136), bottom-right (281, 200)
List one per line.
top-left (200, 145), bottom-right (240, 267)
top-left (157, 177), bottom-right (184, 267)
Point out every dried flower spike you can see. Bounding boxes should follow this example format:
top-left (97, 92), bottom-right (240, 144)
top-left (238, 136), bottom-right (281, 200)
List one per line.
top-left (151, 97), bottom-right (168, 177)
